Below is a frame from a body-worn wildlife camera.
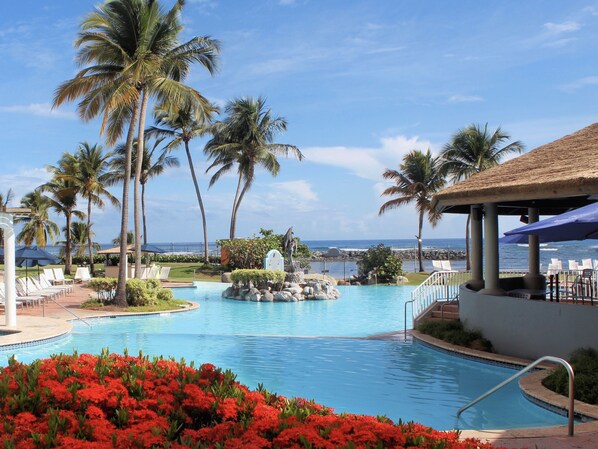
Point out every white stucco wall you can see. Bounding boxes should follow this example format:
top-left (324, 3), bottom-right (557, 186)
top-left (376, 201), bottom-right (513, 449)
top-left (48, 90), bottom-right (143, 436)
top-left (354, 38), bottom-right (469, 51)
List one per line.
top-left (459, 285), bottom-right (598, 360)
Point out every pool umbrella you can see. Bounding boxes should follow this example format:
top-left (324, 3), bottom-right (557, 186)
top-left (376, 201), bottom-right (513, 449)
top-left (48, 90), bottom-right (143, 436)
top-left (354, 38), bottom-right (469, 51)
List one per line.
top-left (503, 202), bottom-right (598, 243)
top-left (140, 244), bottom-right (166, 254)
top-left (15, 246), bottom-right (60, 292)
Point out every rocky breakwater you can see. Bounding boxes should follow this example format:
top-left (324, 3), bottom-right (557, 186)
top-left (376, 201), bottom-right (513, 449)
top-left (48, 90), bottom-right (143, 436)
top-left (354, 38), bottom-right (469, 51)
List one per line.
top-left (310, 248), bottom-right (465, 261)
top-left (222, 279), bottom-right (340, 302)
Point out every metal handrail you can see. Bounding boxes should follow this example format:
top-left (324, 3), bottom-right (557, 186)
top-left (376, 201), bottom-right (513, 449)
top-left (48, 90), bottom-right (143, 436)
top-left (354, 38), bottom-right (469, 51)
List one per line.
top-left (439, 292), bottom-right (459, 320)
top-left (457, 355), bottom-right (575, 436)
top-left (48, 297), bottom-right (92, 328)
top-left (404, 299), bottom-right (414, 341)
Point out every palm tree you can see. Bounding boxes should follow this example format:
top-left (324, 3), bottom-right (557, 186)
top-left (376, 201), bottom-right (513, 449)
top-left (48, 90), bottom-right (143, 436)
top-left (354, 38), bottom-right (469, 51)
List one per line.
top-left (15, 191), bottom-right (60, 248)
top-left (0, 189), bottom-right (14, 246)
top-left (41, 153), bottom-right (86, 274)
top-left (110, 137), bottom-right (179, 244)
top-left (379, 149), bottom-right (446, 272)
top-left (205, 97), bottom-right (303, 239)
top-left (146, 102), bottom-right (217, 259)
top-left (441, 124), bottom-right (524, 270)
top-left (65, 142), bottom-right (120, 276)
top-left (53, 0), bottom-right (220, 295)
top-left (62, 221), bottom-right (100, 260)
top-left (112, 231), bottom-right (134, 246)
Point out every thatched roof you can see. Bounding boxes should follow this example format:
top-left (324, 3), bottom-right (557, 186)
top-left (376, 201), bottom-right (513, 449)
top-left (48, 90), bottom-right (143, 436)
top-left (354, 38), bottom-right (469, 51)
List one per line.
top-left (433, 122), bottom-right (598, 214)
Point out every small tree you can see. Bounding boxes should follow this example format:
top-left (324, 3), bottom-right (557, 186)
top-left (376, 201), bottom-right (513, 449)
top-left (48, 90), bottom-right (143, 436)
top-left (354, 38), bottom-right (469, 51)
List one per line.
top-left (357, 244), bottom-right (403, 283)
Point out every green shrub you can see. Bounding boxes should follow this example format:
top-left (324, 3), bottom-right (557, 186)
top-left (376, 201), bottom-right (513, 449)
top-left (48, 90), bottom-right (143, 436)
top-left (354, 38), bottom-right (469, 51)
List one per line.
top-left (230, 269), bottom-right (286, 289)
top-left (146, 278), bottom-right (161, 290)
top-left (543, 347), bottom-right (598, 404)
top-left (126, 279), bottom-right (154, 307)
top-left (219, 228), bottom-right (311, 270)
top-left (156, 288), bottom-right (174, 301)
top-left (357, 244), bottom-right (403, 283)
top-left (87, 277), bottom-right (117, 303)
top-left (417, 320), bottom-right (493, 352)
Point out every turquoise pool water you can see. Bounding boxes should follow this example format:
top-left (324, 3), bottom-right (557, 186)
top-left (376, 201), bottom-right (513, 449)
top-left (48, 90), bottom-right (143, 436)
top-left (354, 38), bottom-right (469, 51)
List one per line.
top-left (3, 282), bottom-right (568, 430)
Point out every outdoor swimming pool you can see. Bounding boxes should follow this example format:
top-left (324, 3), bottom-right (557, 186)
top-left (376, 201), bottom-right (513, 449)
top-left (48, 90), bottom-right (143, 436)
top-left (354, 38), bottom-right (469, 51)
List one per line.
top-left (3, 282), bottom-right (568, 430)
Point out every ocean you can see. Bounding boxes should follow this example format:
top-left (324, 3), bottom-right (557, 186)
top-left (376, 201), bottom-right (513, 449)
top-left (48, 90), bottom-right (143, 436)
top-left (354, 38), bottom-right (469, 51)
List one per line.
top-left (42, 238), bottom-right (598, 279)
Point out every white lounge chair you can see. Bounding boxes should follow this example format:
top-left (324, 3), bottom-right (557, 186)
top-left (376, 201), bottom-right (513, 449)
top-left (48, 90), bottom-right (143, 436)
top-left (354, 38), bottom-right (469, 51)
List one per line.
top-left (148, 265), bottom-right (160, 280)
top-left (53, 268), bottom-right (74, 285)
top-left (74, 267), bottom-right (91, 283)
top-left (140, 267), bottom-right (151, 280)
top-left (441, 260), bottom-right (452, 271)
top-left (43, 268), bottom-right (56, 284)
top-left (568, 260), bottom-right (579, 271)
top-left (159, 266), bottom-right (171, 281)
top-left (432, 260), bottom-right (443, 271)
top-left (581, 258), bottom-right (593, 270)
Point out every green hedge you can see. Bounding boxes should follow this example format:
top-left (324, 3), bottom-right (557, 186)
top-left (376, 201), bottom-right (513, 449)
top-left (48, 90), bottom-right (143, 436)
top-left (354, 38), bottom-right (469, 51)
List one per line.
top-left (417, 320), bottom-right (493, 352)
top-left (86, 277), bottom-right (174, 307)
top-left (543, 348), bottom-right (598, 404)
top-left (231, 269), bottom-right (286, 288)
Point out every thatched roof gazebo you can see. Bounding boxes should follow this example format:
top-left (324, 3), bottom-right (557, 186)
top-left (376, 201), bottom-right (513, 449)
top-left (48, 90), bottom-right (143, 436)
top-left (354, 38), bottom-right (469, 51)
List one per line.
top-left (429, 122), bottom-right (598, 359)
top-left (433, 122), bottom-right (598, 216)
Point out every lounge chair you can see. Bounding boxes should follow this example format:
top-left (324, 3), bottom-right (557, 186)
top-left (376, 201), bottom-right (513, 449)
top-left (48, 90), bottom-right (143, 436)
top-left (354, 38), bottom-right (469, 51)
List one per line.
top-left (441, 260), bottom-right (452, 271)
top-left (432, 260), bottom-right (443, 271)
top-left (140, 267), bottom-right (151, 280)
top-left (159, 266), bottom-right (171, 281)
top-left (568, 260), bottom-right (580, 271)
top-left (39, 273), bottom-right (72, 295)
top-left (53, 268), bottom-right (74, 285)
top-left (0, 285), bottom-right (26, 309)
top-left (148, 265), bottom-right (160, 280)
top-left (43, 268), bottom-right (57, 284)
top-left (581, 258), bottom-right (593, 270)
top-left (74, 267), bottom-right (91, 283)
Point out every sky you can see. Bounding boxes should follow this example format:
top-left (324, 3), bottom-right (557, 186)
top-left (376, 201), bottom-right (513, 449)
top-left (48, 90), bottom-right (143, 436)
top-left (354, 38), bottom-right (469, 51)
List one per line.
top-left (2, 0), bottom-right (598, 245)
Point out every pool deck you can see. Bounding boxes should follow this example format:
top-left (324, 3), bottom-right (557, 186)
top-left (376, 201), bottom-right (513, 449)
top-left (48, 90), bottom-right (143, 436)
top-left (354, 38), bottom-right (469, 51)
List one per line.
top-left (2, 285), bottom-right (598, 449)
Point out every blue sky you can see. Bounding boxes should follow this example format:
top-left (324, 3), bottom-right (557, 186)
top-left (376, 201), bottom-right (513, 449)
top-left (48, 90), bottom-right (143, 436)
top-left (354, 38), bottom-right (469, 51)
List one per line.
top-left (2, 0), bottom-right (598, 244)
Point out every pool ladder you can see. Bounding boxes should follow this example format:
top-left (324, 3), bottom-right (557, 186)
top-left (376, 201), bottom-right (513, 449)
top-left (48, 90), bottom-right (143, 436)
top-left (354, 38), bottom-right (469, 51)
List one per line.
top-left (457, 356), bottom-right (575, 436)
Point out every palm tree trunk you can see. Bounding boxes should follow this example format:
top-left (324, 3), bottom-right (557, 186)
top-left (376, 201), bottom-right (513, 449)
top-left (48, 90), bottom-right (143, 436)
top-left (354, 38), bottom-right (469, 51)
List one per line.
top-left (87, 195), bottom-right (94, 276)
top-left (142, 182), bottom-right (147, 246)
top-left (114, 98), bottom-right (142, 307)
top-left (65, 212), bottom-right (72, 275)
top-left (465, 213), bottom-right (471, 271)
top-left (418, 210), bottom-right (424, 272)
top-left (231, 178), bottom-right (251, 240)
top-left (184, 141), bottom-right (209, 261)
top-left (229, 174), bottom-right (244, 239)
top-left (134, 89), bottom-right (149, 278)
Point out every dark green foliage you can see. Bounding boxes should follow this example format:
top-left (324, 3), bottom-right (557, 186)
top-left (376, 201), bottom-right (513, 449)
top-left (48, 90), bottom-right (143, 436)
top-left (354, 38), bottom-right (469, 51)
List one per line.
top-left (543, 347), bottom-right (598, 404)
top-left (218, 228), bottom-right (311, 270)
top-left (357, 244), bottom-right (403, 283)
top-left (417, 320), bottom-right (493, 352)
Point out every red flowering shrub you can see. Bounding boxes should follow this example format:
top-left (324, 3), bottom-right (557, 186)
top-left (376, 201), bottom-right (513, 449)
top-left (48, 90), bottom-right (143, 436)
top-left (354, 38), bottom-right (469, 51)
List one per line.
top-left (0, 350), bottom-right (506, 448)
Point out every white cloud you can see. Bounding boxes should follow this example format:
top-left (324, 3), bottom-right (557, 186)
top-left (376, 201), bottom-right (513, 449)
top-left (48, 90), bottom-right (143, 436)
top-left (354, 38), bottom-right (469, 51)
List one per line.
top-left (544, 21), bottom-right (581, 34)
top-left (448, 94), bottom-right (484, 103)
top-left (302, 134), bottom-right (437, 181)
top-left (271, 180), bottom-right (318, 201)
top-left (248, 57), bottom-right (300, 75)
top-left (0, 103), bottom-right (77, 119)
top-left (560, 75), bottom-right (598, 92)
top-left (278, 0), bottom-right (296, 5)
top-left (0, 168), bottom-right (52, 204)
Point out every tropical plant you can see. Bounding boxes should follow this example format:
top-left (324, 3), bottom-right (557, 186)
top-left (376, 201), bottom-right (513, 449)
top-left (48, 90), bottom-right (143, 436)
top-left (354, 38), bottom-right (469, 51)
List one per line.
top-left (15, 191), bottom-right (60, 248)
top-left (357, 244), bottom-right (403, 283)
top-left (441, 124), bottom-right (524, 269)
top-left (63, 220), bottom-right (100, 260)
top-left (112, 231), bottom-right (134, 246)
top-left (205, 97), bottom-right (303, 238)
top-left (53, 0), bottom-right (220, 303)
top-left (110, 137), bottom-right (179, 244)
top-left (62, 142), bottom-right (119, 276)
top-left (0, 189), bottom-right (14, 246)
top-left (146, 102), bottom-right (218, 260)
top-left (379, 149), bottom-right (446, 272)
top-left (41, 153), bottom-right (86, 274)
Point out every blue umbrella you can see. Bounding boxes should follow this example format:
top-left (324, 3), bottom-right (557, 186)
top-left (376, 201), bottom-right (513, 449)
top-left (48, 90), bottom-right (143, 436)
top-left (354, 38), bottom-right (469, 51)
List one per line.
top-left (503, 202), bottom-right (598, 243)
top-left (140, 244), bottom-right (166, 254)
